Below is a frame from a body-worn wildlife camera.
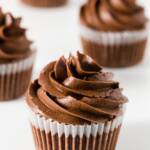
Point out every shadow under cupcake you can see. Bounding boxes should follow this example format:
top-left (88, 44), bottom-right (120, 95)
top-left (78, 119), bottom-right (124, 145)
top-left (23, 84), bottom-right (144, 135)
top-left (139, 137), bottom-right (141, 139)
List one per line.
top-left (27, 51), bottom-right (128, 150)
top-left (79, 0), bottom-right (149, 68)
top-left (0, 9), bottom-right (36, 101)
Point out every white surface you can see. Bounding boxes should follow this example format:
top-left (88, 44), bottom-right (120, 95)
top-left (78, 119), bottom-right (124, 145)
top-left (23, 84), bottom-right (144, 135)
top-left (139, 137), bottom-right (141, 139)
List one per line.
top-left (0, 0), bottom-right (150, 150)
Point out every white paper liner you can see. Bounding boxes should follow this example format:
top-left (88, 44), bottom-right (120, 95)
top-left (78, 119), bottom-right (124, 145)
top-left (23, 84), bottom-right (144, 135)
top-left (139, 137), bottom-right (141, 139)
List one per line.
top-left (0, 50), bottom-right (36, 75)
top-left (29, 111), bottom-right (124, 138)
top-left (80, 24), bottom-right (149, 45)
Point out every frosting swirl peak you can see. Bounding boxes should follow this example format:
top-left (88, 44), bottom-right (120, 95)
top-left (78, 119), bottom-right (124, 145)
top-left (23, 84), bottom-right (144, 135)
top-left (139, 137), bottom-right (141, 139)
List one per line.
top-left (27, 52), bottom-right (128, 125)
top-left (80, 0), bottom-right (148, 31)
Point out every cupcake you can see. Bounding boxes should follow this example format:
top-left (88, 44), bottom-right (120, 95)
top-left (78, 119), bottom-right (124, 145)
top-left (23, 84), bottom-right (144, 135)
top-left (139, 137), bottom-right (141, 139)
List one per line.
top-left (27, 51), bottom-right (128, 150)
top-left (21, 0), bottom-right (67, 7)
top-left (80, 0), bottom-right (148, 67)
top-left (0, 9), bottom-right (36, 101)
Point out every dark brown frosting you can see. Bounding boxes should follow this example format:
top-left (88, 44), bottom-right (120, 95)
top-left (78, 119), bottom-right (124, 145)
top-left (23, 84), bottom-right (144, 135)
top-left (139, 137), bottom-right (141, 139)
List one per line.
top-left (80, 0), bottom-right (148, 31)
top-left (27, 52), bottom-right (128, 125)
top-left (0, 9), bottom-right (32, 63)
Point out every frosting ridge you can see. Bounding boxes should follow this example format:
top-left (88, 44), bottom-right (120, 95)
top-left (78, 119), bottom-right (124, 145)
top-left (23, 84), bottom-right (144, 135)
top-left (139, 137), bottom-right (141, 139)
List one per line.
top-left (0, 9), bottom-right (32, 63)
top-left (80, 0), bottom-right (148, 31)
top-left (27, 52), bottom-right (128, 125)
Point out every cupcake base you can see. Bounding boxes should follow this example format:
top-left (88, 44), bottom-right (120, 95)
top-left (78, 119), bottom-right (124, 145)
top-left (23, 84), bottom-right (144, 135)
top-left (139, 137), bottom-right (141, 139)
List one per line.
top-left (31, 125), bottom-right (121, 150)
top-left (29, 112), bottom-right (123, 150)
top-left (0, 68), bottom-right (33, 101)
top-left (0, 51), bottom-right (36, 101)
top-left (21, 0), bottom-right (67, 7)
top-left (82, 38), bottom-right (147, 68)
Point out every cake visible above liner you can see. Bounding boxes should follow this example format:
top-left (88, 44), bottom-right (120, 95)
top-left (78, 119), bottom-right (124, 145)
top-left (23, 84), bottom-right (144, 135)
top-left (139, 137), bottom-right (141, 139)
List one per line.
top-left (27, 51), bottom-right (127, 125)
top-left (0, 9), bottom-right (32, 63)
top-left (80, 0), bottom-right (148, 31)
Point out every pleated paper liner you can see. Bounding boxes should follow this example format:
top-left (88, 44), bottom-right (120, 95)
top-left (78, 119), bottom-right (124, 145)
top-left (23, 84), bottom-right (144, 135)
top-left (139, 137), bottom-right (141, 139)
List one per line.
top-left (0, 51), bottom-right (36, 101)
top-left (80, 24), bottom-right (148, 68)
top-left (21, 0), bottom-right (67, 7)
top-left (29, 111), bottom-right (124, 150)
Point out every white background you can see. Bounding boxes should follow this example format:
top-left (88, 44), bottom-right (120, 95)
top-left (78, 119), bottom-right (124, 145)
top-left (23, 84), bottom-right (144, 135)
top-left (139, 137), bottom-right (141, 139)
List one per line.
top-left (0, 0), bottom-right (150, 150)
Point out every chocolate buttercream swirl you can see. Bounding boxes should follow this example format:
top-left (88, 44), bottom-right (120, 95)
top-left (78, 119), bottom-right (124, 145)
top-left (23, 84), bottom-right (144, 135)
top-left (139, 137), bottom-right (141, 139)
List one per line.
top-left (0, 9), bottom-right (32, 63)
top-left (80, 0), bottom-right (148, 31)
top-left (28, 52), bottom-right (128, 125)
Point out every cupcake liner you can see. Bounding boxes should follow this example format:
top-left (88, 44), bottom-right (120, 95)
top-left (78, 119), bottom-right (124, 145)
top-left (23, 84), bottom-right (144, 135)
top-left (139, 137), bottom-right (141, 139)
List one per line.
top-left (0, 51), bottom-right (36, 101)
top-left (21, 0), bottom-right (67, 7)
top-left (81, 38), bottom-right (147, 67)
top-left (80, 24), bottom-right (148, 45)
top-left (29, 111), bottom-right (124, 150)
top-left (80, 24), bottom-right (149, 67)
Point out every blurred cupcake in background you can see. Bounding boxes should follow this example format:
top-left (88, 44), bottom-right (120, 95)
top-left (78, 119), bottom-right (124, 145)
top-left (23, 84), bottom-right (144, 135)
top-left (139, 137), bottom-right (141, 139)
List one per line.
top-left (21, 0), bottom-right (67, 7)
top-left (27, 51), bottom-right (128, 150)
top-left (0, 9), bottom-right (36, 101)
top-left (79, 0), bottom-right (149, 67)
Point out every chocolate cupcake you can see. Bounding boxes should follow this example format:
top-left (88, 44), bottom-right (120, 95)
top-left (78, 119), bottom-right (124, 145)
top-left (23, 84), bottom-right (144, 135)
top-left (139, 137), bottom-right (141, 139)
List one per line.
top-left (27, 52), bottom-right (128, 150)
top-left (0, 9), bottom-right (36, 101)
top-left (80, 0), bottom-right (148, 67)
top-left (21, 0), bottom-right (67, 7)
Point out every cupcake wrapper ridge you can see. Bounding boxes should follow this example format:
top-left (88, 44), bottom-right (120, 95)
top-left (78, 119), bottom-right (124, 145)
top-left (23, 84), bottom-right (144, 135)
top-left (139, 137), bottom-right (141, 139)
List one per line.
top-left (29, 111), bottom-right (124, 150)
top-left (80, 24), bottom-right (148, 67)
top-left (80, 24), bottom-right (148, 45)
top-left (0, 51), bottom-right (36, 101)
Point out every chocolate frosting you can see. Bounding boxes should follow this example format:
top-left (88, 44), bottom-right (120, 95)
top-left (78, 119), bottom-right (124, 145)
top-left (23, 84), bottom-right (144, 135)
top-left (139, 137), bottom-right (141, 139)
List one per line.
top-left (0, 9), bottom-right (32, 63)
top-left (27, 52), bottom-right (128, 125)
top-left (80, 0), bottom-right (148, 31)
